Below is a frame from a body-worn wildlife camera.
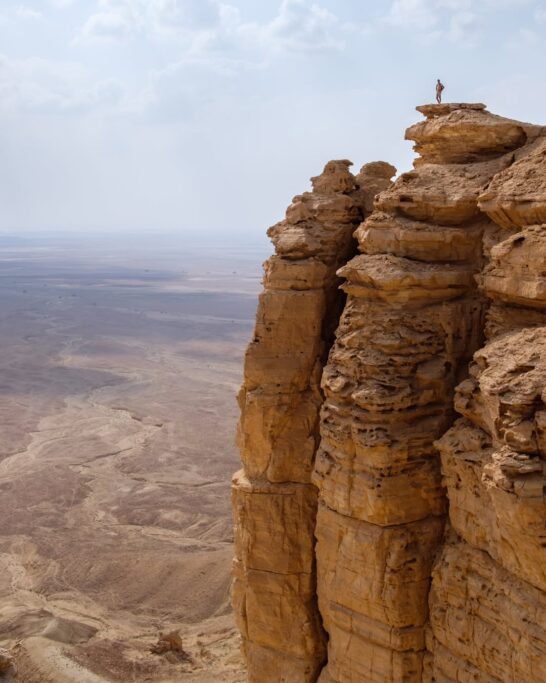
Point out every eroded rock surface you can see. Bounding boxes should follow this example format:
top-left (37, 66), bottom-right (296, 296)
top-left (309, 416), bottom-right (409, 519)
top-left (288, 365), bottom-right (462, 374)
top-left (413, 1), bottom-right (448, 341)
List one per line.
top-left (407, 104), bottom-right (533, 164)
top-left (233, 160), bottom-right (394, 682)
top-left (233, 104), bottom-right (546, 682)
top-left (0, 648), bottom-right (14, 675)
top-left (425, 538), bottom-right (546, 683)
top-left (311, 104), bottom-right (511, 682)
top-left (425, 110), bottom-right (546, 681)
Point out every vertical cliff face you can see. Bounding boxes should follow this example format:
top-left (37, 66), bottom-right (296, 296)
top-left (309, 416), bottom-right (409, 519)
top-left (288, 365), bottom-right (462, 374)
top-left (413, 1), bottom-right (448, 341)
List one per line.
top-left (313, 104), bottom-right (502, 682)
top-left (233, 104), bottom-right (546, 682)
top-left (232, 160), bottom-right (395, 682)
top-left (426, 125), bottom-right (546, 683)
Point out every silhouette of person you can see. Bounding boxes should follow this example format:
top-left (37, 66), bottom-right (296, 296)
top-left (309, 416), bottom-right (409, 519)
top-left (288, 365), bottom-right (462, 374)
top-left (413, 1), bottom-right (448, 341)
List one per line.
top-left (436, 79), bottom-right (445, 104)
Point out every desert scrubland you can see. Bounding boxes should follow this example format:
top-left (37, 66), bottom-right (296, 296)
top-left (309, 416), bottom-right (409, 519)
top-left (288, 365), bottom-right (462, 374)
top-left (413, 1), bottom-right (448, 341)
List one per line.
top-left (0, 235), bottom-right (264, 682)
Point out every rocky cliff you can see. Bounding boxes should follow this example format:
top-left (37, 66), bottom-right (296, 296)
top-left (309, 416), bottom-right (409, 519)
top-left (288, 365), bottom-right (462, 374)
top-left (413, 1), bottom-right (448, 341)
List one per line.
top-left (233, 104), bottom-right (546, 682)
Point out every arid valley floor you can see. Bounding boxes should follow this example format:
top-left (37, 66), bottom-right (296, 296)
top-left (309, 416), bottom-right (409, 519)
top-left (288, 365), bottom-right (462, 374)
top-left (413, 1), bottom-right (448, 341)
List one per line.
top-left (0, 234), bottom-right (266, 682)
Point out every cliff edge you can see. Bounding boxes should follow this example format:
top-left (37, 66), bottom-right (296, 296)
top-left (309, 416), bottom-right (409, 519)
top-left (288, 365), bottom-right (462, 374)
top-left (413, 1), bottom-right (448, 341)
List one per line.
top-left (233, 104), bottom-right (546, 682)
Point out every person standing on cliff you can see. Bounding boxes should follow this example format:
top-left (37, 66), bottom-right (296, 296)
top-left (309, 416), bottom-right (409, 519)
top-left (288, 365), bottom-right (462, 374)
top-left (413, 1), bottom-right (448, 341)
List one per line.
top-left (436, 79), bottom-right (445, 104)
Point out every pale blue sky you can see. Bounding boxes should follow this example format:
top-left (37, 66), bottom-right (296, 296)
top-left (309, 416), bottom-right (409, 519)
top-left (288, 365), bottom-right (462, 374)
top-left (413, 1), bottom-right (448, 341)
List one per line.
top-left (1, 0), bottom-right (545, 235)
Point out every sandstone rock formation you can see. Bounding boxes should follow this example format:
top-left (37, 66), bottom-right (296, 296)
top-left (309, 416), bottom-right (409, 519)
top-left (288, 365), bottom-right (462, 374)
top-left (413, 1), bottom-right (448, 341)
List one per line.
top-left (233, 104), bottom-right (546, 682)
top-left (313, 105), bottom-right (505, 682)
top-left (425, 110), bottom-right (546, 682)
top-left (232, 160), bottom-right (395, 682)
top-left (0, 648), bottom-right (14, 675)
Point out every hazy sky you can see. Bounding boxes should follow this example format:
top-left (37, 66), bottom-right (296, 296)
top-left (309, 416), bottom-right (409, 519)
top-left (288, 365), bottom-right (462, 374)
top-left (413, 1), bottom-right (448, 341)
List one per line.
top-left (1, 0), bottom-right (545, 235)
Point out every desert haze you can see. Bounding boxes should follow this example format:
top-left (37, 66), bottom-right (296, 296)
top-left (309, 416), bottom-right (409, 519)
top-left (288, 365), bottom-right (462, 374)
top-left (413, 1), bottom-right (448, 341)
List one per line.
top-left (0, 234), bottom-right (266, 682)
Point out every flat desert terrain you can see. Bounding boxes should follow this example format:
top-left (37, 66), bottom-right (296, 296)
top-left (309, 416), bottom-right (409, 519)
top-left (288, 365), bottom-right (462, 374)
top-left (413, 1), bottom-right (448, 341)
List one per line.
top-left (0, 234), bottom-right (266, 682)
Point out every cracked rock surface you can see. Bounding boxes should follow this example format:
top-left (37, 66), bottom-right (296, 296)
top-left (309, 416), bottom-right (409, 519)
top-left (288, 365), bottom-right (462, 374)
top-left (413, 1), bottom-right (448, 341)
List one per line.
top-left (233, 104), bottom-right (546, 682)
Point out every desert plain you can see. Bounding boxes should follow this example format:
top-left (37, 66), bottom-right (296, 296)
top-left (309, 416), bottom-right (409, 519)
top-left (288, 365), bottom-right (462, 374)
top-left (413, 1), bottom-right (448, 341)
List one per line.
top-left (0, 234), bottom-right (266, 682)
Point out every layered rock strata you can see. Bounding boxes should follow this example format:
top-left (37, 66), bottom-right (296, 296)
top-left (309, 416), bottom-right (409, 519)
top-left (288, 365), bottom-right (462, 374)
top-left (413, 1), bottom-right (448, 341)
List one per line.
top-left (311, 106), bottom-right (519, 682)
top-left (426, 119), bottom-right (546, 683)
top-left (234, 104), bottom-right (546, 683)
top-left (232, 160), bottom-right (395, 682)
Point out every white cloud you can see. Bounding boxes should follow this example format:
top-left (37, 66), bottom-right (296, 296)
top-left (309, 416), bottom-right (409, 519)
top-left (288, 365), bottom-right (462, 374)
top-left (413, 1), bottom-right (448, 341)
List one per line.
top-left (386, 0), bottom-right (440, 30)
top-left (384, 0), bottom-right (534, 43)
top-left (16, 6), bottom-right (43, 21)
top-left (78, 0), bottom-right (344, 54)
top-left (0, 54), bottom-right (125, 113)
top-left (80, 9), bottom-right (135, 41)
top-left (535, 6), bottom-right (546, 23)
top-left (79, 0), bottom-right (221, 42)
top-left (258, 0), bottom-right (342, 52)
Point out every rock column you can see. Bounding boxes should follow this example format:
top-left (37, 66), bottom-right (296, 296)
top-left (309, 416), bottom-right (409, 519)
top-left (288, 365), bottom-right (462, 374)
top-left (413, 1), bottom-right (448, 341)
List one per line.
top-left (426, 130), bottom-right (546, 682)
top-left (232, 160), bottom-right (394, 682)
top-left (313, 103), bottom-right (535, 682)
top-left (233, 103), bottom-right (546, 683)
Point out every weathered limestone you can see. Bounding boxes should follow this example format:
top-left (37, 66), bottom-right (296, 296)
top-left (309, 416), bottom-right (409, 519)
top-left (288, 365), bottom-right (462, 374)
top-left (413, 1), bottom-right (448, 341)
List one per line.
top-left (356, 212), bottom-right (486, 262)
top-left (407, 104), bottom-right (530, 164)
top-left (425, 539), bottom-right (546, 683)
top-left (480, 226), bottom-right (546, 309)
top-left (232, 473), bottom-right (324, 679)
top-left (311, 105), bottom-right (517, 682)
top-left (479, 137), bottom-right (546, 229)
top-left (0, 648), bottom-right (14, 675)
top-left (233, 160), bottom-right (394, 681)
top-left (437, 415), bottom-right (546, 592)
top-left (376, 157), bottom-right (512, 225)
top-left (233, 104), bottom-right (546, 683)
top-left (426, 112), bottom-right (546, 681)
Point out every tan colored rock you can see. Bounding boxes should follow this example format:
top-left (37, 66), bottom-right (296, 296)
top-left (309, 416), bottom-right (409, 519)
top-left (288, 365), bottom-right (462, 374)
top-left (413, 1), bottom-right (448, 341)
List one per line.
top-left (267, 160), bottom-right (363, 264)
top-left (234, 104), bottom-right (546, 683)
top-left (338, 254), bottom-right (476, 303)
top-left (407, 106), bottom-right (529, 164)
top-left (376, 156), bottom-right (512, 225)
top-left (356, 212), bottom-right (485, 263)
top-left (425, 106), bottom-right (546, 683)
top-left (427, 539), bottom-right (546, 683)
top-left (0, 648), bottom-right (14, 674)
top-left (316, 504), bottom-right (443, 629)
top-left (311, 159), bottom-right (357, 194)
top-left (480, 226), bottom-right (546, 309)
top-left (481, 218), bottom-right (519, 258)
top-left (312, 291), bottom-right (484, 525)
top-left (232, 472), bottom-right (318, 574)
top-left (237, 389), bottom-right (321, 483)
top-left (321, 619), bottom-right (424, 683)
top-left (242, 289), bottom-right (326, 392)
top-left (485, 302), bottom-right (546, 338)
top-left (242, 642), bottom-right (324, 683)
top-left (238, 160), bottom-right (372, 486)
top-left (479, 138), bottom-right (546, 228)
top-left (311, 105), bottom-right (498, 681)
top-left (353, 162), bottom-right (397, 213)
top-left (232, 472), bottom-right (325, 680)
top-left (437, 419), bottom-right (546, 591)
top-left (234, 160), bottom-right (396, 679)
top-left (416, 103), bottom-right (487, 117)
top-left (454, 327), bottom-right (546, 455)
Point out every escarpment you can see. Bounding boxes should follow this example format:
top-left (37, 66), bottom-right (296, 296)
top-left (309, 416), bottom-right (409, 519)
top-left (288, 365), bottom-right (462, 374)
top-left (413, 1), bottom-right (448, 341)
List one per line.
top-left (233, 104), bottom-right (546, 682)
top-left (425, 114), bottom-right (546, 683)
top-left (232, 160), bottom-right (395, 682)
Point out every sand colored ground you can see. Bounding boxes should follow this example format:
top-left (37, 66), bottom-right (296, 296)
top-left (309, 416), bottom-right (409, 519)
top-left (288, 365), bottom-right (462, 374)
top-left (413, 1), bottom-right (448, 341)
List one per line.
top-left (0, 237), bottom-right (265, 681)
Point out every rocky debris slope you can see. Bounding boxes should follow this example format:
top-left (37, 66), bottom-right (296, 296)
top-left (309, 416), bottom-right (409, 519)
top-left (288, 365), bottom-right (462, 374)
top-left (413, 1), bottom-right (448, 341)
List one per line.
top-left (233, 104), bottom-right (546, 682)
top-left (232, 160), bottom-right (394, 682)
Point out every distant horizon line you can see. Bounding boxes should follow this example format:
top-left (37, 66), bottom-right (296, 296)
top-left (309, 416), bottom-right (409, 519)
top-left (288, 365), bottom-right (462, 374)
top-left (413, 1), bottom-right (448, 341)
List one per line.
top-left (0, 229), bottom-right (271, 241)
